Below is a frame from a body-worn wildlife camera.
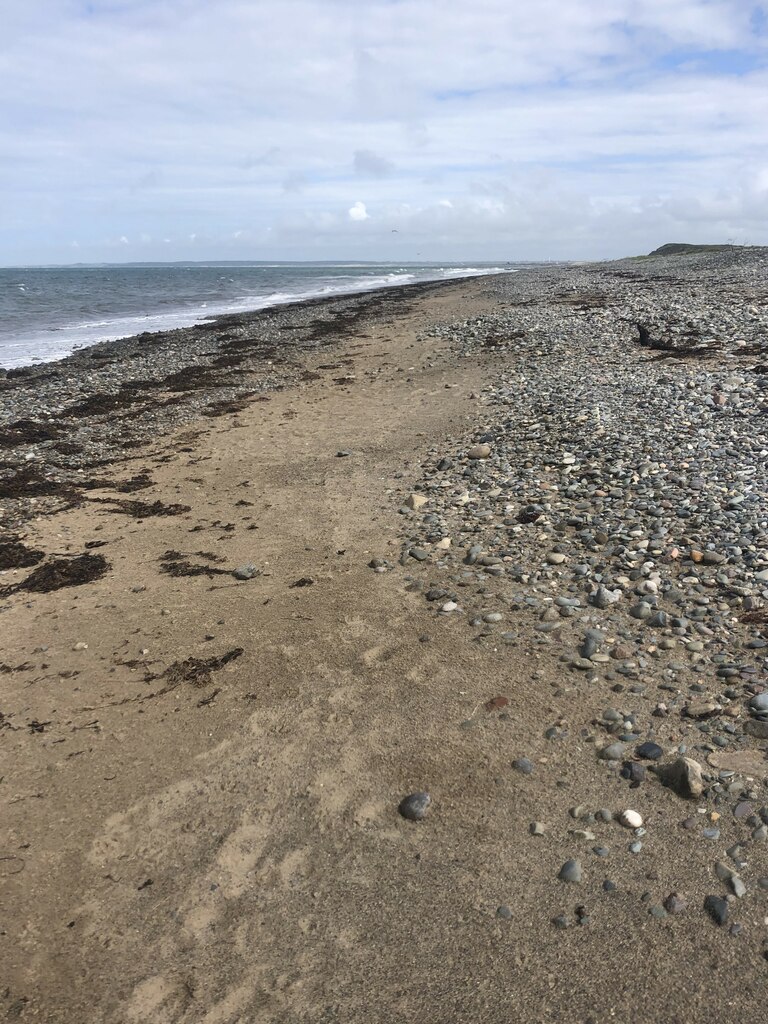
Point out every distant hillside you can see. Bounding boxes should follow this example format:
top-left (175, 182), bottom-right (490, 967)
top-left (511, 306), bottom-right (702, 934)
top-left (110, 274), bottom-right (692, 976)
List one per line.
top-left (648, 242), bottom-right (739, 256)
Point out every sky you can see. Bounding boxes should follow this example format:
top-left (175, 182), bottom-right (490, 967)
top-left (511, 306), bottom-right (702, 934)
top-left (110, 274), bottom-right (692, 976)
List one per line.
top-left (1, 0), bottom-right (768, 264)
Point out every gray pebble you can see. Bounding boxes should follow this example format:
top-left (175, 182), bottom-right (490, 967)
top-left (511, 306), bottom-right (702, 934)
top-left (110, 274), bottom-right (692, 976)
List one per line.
top-left (558, 859), bottom-right (582, 883)
top-left (398, 792), bottom-right (431, 821)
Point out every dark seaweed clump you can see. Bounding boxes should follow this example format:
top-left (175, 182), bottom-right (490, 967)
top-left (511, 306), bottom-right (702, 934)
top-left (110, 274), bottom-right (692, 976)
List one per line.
top-left (159, 549), bottom-right (231, 578)
top-left (3, 553), bottom-right (110, 594)
top-left (162, 647), bottom-right (244, 687)
top-left (0, 539), bottom-right (46, 570)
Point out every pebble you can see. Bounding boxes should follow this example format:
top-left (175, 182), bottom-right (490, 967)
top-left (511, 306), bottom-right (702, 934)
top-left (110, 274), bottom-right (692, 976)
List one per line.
top-left (704, 895), bottom-right (729, 926)
top-left (513, 757), bottom-right (534, 775)
top-left (599, 742), bottom-right (627, 761)
top-left (405, 493), bottom-right (428, 511)
top-left (398, 792), bottom-right (431, 821)
top-left (232, 563), bottom-right (259, 580)
top-left (748, 693), bottom-right (768, 717)
top-left (558, 859), bottom-right (582, 883)
top-left (656, 757), bottom-right (704, 799)
top-left (635, 742), bottom-right (663, 761)
top-left (663, 893), bottom-right (687, 914)
top-left (467, 444), bottom-right (491, 459)
top-left (619, 810), bottom-right (643, 829)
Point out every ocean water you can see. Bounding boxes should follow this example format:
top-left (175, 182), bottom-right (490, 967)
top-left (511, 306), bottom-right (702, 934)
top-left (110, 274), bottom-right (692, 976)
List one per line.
top-left (0, 261), bottom-right (512, 368)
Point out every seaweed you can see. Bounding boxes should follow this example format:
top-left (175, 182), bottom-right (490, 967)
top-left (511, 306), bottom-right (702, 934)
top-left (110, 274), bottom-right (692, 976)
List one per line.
top-left (3, 553), bottom-right (110, 595)
top-left (159, 549), bottom-right (230, 577)
top-left (159, 366), bottom-right (229, 392)
top-left (637, 322), bottom-right (718, 359)
top-left (93, 497), bottom-right (191, 517)
top-left (115, 471), bottom-right (154, 492)
top-left (202, 396), bottom-right (252, 417)
top-left (0, 540), bottom-right (45, 570)
top-left (161, 647), bottom-right (243, 688)
top-left (0, 467), bottom-right (82, 502)
top-left (60, 391), bottom-right (142, 418)
top-left (0, 419), bottom-right (62, 448)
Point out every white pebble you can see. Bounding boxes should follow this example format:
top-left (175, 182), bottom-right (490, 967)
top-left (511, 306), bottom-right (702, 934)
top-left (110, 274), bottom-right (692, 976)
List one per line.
top-left (441, 601), bottom-right (458, 612)
top-left (619, 809), bottom-right (643, 829)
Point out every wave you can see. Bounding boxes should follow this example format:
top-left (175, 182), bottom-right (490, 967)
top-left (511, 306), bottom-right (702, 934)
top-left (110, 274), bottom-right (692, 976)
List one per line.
top-left (0, 265), bottom-right (512, 368)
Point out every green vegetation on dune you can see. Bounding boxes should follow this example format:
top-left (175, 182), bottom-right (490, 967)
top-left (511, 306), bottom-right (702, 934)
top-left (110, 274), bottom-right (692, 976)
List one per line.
top-left (647, 242), bottom-right (741, 256)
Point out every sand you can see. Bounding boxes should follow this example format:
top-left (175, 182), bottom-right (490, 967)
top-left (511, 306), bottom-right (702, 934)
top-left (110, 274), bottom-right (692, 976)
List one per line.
top-left (1, 273), bottom-right (766, 1023)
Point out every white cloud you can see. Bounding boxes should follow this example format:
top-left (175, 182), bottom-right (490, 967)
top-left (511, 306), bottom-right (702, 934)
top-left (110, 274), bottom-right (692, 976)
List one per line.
top-left (0, 0), bottom-right (767, 262)
top-left (348, 201), bottom-right (370, 221)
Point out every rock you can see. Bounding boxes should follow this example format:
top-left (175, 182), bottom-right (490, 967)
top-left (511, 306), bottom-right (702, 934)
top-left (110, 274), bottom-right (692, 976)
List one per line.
top-left (656, 757), bottom-right (704, 798)
top-left (745, 720), bottom-right (768, 739)
top-left (715, 862), bottom-right (747, 898)
top-left (629, 602), bottom-right (653, 620)
top-left (558, 859), bottom-right (582, 883)
top-left (405, 493), bottom-right (428, 511)
top-left (619, 809), bottom-right (643, 829)
top-left (496, 905), bottom-right (513, 920)
top-left (513, 757), bottom-right (534, 775)
top-left (440, 601), bottom-right (458, 613)
top-left (546, 552), bottom-right (566, 564)
top-left (591, 585), bottom-right (620, 609)
top-left (409, 547), bottom-right (429, 561)
top-left (530, 821), bottom-right (547, 836)
top-left (703, 895), bottom-right (729, 926)
top-left (232, 563), bottom-right (259, 580)
top-left (663, 893), bottom-right (686, 914)
top-left (622, 762), bottom-right (646, 784)
top-left (685, 702), bottom-right (720, 719)
top-left (468, 444), bottom-right (492, 459)
top-left (398, 792), bottom-right (431, 821)
top-left (636, 741), bottom-right (663, 761)
top-left (599, 742), bottom-right (627, 761)
top-left (748, 692), bottom-right (768, 717)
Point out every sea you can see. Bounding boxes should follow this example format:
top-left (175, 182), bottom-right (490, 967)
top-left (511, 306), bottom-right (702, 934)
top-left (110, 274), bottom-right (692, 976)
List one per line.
top-left (0, 261), bottom-right (512, 369)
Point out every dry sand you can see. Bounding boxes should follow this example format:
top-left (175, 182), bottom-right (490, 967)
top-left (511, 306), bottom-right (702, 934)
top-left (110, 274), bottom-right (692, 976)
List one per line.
top-left (1, 276), bottom-right (766, 1023)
